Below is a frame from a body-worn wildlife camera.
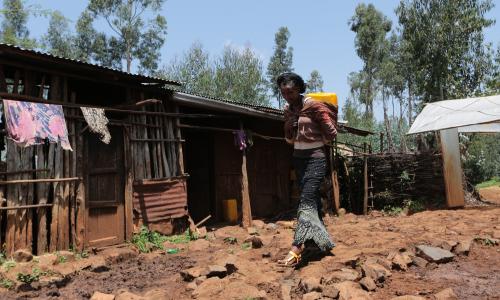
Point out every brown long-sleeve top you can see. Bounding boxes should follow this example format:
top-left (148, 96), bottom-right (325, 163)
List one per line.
top-left (284, 97), bottom-right (338, 158)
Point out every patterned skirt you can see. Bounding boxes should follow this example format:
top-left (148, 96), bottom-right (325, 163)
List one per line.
top-left (292, 157), bottom-right (335, 251)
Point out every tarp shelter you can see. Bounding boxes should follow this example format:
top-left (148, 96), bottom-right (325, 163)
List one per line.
top-left (407, 94), bottom-right (500, 208)
top-left (408, 95), bottom-right (500, 134)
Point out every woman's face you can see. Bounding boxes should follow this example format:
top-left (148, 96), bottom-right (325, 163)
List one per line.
top-left (280, 83), bottom-right (302, 105)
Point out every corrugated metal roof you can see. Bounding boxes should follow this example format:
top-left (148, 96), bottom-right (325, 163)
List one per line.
top-left (0, 43), bottom-right (181, 86)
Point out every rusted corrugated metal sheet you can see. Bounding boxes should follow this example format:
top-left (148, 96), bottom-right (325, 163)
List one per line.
top-left (133, 178), bottom-right (188, 223)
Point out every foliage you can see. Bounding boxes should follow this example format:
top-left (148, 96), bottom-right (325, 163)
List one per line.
top-left (462, 134), bottom-right (500, 184)
top-left (160, 42), bottom-right (270, 106)
top-left (349, 3), bottom-right (392, 117)
top-left (240, 242), bottom-right (252, 250)
top-left (266, 26), bottom-right (294, 108)
top-left (223, 237), bottom-right (237, 245)
top-left (2, 260), bottom-right (16, 272)
top-left (86, 0), bottom-right (167, 73)
top-left (396, 0), bottom-right (495, 102)
top-left (0, 0), bottom-right (37, 48)
top-left (305, 70), bottom-right (324, 93)
top-left (131, 225), bottom-right (169, 253)
top-left (16, 267), bottom-right (45, 284)
top-left (0, 278), bottom-right (14, 289)
top-left (213, 45), bottom-right (270, 106)
top-left (42, 10), bottom-right (74, 58)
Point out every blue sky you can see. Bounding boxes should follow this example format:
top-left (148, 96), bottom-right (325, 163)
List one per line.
top-left (28, 1), bottom-right (500, 118)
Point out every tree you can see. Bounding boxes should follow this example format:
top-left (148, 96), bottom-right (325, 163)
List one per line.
top-left (159, 41), bottom-right (214, 95)
top-left (42, 11), bottom-right (74, 58)
top-left (267, 26), bottom-right (293, 108)
top-left (396, 0), bottom-right (495, 102)
top-left (486, 45), bottom-right (500, 94)
top-left (306, 70), bottom-right (324, 93)
top-left (87, 0), bottom-right (167, 74)
top-left (214, 45), bottom-right (270, 106)
top-left (349, 3), bottom-right (392, 118)
top-left (0, 0), bottom-right (36, 48)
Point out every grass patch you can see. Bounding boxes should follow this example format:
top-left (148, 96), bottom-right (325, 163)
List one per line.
top-left (131, 226), bottom-right (194, 253)
top-left (3, 260), bottom-right (16, 272)
top-left (476, 177), bottom-right (500, 189)
top-left (16, 268), bottom-right (46, 284)
top-left (0, 278), bottom-right (14, 289)
top-left (241, 242), bottom-right (252, 250)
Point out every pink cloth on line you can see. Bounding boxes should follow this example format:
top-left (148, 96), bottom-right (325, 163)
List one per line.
top-left (3, 99), bottom-right (72, 150)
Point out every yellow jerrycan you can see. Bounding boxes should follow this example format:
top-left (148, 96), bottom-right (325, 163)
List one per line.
top-left (305, 92), bottom-right (338, 108)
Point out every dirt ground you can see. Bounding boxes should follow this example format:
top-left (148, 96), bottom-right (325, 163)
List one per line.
top-left (1, 205), bottom-right (499, 300)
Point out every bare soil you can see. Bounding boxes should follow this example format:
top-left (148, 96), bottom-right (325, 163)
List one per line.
top-left (1, 206), bottom-right (499, 300)
top-left (479, 186), bottom-right (500, 205)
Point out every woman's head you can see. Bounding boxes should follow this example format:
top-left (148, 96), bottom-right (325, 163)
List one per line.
top-left (277, 72), bottom-right (306, 105)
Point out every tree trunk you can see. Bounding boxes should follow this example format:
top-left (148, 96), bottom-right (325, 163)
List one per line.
top-left (382, 92), bottom-right (394, 152)
top-left (398, 97), bottom-right (408, 153)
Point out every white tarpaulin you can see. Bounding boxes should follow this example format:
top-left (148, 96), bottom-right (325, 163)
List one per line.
top-left (408, 95), bottom-right (500, 134)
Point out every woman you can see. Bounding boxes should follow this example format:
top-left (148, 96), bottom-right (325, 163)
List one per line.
top-left (277, 72), bottom-right (337, 267)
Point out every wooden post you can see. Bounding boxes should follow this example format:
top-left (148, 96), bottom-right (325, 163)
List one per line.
top-left (123, 128), bottom-right (134, 240)
top-left (75, 121), bottom-right (86, 251)
top-left (379, 132), bottom-right (384, 153)
top-left (329, 147), bottom-right (340, 213)
top-left (174, 105), bottom-right (185, 175)
top-left (363, 142), bottom-right (368, 215)
top-left (439, 128), bottom-right (465, 207)
top-left (239, 122), bottom-right (252, 228)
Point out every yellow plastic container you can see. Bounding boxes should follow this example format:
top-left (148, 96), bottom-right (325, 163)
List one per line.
top-left (306, 92), bottom-right (338, 107)
top-left (222, 198), bottom-right (238, 224)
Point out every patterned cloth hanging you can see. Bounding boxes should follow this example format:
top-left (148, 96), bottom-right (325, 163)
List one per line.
top-left (80, 107), bottom-right (111, 144)
top-left (3, 99), bottom-right (72, 150)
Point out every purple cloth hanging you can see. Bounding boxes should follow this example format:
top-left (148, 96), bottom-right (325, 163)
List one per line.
top-left (234, 129), bottom-right (247, 151)
top-left (3, 99), bottom-right (72, 151)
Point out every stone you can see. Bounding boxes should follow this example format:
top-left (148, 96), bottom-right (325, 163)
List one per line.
top-left (323, 268), bottom-right (360, 283)
top-left (362, 262), bottom-right (392, 283)
top-left (206, 265), bottom-right (227, 278)
top-left (143, 289), bottom-right (170, 300)
top-left (102, 248), bottom-right (138, 265)
top-left (244, 236), bottom-right (263, 249)
top-left (416, 245), bottom-right (454, 263)
top-left (359, 277), bottom-right (377, 291)
top-left (334, 281), bottom-right (372, 300)
top-left (85, 256), bottom-right (109, 273)
top-left (180, 266), bottom-right (207, 282)
top-left (302, 291), bottom-right (322, 300)
top-left (276, 220), bottom-right (295, 229)
top-left (186, 282), bottom-right (197, 292)
top-left (252, 220), bottom-right (266, 229)
top-left (197, 226), bottom-right (207, 239)
top-left (433, 288), bottom-right (458, 300)
top-left (189, 239), bottom-right (210, 252)
top-left (13, 249), bottom-right (33, 263)
top-left (55, 251), bottom-right (75, 263)
top-left (300, 277), bottom-right (322, 293)
top-left (194, 276), bottom-right (207, 285)
top-left (412, 256), bottom-right (428, 268)
top-left (247, 227), bottom-right (259, 235)
top-left (392, 253), bottom-right (413, 271)
top-left (262, 251), bottom-right (271, 258)
top-left (90, 291), bottom-right (115, 300)
top-left (453, 239), bottom-right (473, 256)
top-left (322, 286), bottom-right (340, 299)
top-left (46, 289), bottom-right (61, 297)
top-left (115, 291), bottom-right (144, 300)
top-left (390, 296), bottom-right (425, 300)
top-left (337, 208), bottom-right (346, 217)
top-left (281, 282), bottom-right (292, 300)
top-left (266, 223), bottom-right (278, 230)
top-left (37, 254), bottom-right (58, 268)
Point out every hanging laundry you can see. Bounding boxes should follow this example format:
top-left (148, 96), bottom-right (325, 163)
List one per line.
top-left (234, 129), bottom-right (247, 151)
top-left (80, 107), bottom-right (111, 144)
top-left (3, 99), bottom-right (72, 150)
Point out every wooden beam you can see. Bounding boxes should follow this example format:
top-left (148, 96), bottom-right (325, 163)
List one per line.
top-left (239, 122), bottom-right (252, 228)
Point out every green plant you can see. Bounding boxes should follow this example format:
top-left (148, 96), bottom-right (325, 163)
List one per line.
top-left (0, 278), bottom-right (14, 289)
top-left (476, 176), bottom-right (500, 189)
top-left (164, 230), bottom-right (193, 244)
top-left (3, 260), bottom-right (16, 272)
top-left (56, 252), bottom-right (67, 264)
top-left (382, 205), bottom-right (404, 216)
top-left (16, 268), bottom-right (45, 284)
top-left (223, 237), bottom-right (238, 245)
top-left (0, 251), bottom-right (7, 265)
top-left (241, 242), bottom-right (252, 250)
top-left (403, 199), bottom-right (425, 213)
top-left (475, 236), bottom-right (498, 247)
top-left (75, 250), bottom-right (89, 260)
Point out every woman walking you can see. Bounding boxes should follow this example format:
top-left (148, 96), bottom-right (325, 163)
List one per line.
top-left (277, 72), bottom-right (337, 267)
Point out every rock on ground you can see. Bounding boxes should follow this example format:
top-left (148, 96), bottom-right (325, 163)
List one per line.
top-left (416, 245), bottom-right (454, 263)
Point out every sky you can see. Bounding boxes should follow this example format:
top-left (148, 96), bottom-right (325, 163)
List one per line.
top-left (27, 1), bottom-right (500, 119)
